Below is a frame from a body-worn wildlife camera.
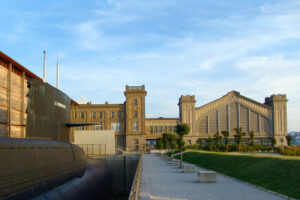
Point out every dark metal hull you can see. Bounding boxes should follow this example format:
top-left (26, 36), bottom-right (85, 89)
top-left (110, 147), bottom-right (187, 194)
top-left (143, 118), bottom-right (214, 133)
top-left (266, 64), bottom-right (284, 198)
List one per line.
top-left (26, 78), bottom-right (71, 142)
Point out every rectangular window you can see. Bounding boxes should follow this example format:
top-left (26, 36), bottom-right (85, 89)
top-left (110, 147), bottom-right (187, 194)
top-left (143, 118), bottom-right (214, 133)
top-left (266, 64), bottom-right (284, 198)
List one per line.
top-left (74, 112), bottom-right (77, 119)
top-left (111, 122), bottom-right (121, 132)
top-left (134, 111), bottom-right (138, 117)
top-left (158, 126), bottom-right (162, 133)
top-left (188, 140), bottom-right (192, 145)
top-left (99, 112), bottom-right (103, 118)
top-left (118, 111), bottom-right (121, 118)
top-left (80, 112), bottom-right (84, 118)
top-left (93, 123), bottom-right (102, 130)
top-left (133, 122), bottom-right (139, 131)
top-left (134, 99), bottom-right (138, 105)
top-left (149, 126), bottom-right (153, 134)
top-left (134, 139), bottom-right (139, 150)
top-left (111, 112), bottom-right (115, 118)
top-left (162, 126), bottom-right (167, 132)
top-left (92, 112), bottom-right (96, 118)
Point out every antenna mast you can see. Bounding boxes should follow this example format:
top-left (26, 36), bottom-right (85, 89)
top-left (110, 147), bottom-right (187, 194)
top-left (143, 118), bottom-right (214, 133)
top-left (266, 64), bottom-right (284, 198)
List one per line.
top-left (56, 52), bottom-right (59, 89)
top-left (43, 50), bottom-right (46, 82)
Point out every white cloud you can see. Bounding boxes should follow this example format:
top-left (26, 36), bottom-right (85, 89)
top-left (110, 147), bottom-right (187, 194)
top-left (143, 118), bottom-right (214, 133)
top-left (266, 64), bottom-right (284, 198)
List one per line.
top-left (236, 55), bottom-right (300, 76)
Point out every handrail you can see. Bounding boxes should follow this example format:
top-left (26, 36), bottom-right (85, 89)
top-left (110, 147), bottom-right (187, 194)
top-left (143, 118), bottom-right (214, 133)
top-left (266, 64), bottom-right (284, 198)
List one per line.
top-left (128, 154), bottom-right (143, 200)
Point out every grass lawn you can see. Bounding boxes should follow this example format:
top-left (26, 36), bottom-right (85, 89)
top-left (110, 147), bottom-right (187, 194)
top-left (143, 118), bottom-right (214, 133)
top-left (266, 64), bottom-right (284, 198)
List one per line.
top-left (175, 151), bottom-right (300, 199)
top-left (166, 149), bottom-right (184, 157)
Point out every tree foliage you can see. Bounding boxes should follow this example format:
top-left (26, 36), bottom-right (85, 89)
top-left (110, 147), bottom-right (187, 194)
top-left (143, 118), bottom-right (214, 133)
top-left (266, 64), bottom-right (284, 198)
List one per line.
top-left (221, 130), bottom-right (230, 151)
top-left (234, 127), bottom-right (246, 151)
top-left (214, 132), bottom-right (222, 151)
top-left (175, 123), bottom-right (190, 138)
top-left (249, 131), bottom-right (255, 146)
top-left (156, 132), bottom-right (182, 150)
top-left (271, 137), bottom-right (277, 147)
top-left (286, 135), bottom-right (293, 146)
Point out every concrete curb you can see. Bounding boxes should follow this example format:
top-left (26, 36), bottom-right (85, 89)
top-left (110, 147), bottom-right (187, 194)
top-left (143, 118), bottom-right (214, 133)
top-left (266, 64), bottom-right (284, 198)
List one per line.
top-left (139, 155), bottom-right (151, 200)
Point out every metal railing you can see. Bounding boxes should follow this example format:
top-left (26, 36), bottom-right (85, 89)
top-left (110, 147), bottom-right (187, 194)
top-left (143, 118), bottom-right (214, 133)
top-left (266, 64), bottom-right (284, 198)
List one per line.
top-left (128, 154), bottom-right (143, 200)
top-left (77, 144), bottom-right (107, 158)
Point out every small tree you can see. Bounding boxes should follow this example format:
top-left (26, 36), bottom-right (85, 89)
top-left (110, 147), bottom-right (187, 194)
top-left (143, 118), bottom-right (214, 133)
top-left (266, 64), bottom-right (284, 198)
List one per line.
top-left (177, 138), bottom-right (185, 149)
top-left (286, 135), bottom-right (293, 146)
top-left (234, 127), bottom-right (246, 151)
top-left (175, 123), bottom-right (190, 139)
top-left (162, 133), bottom-right (169, 149)
top-left (170, 134), bottom-right (178, 149)
top-left (156, 138), bottom-right (163, 149)
top-left (197, 138), bottom-right (203, 150)
top-left (214, 132), bottom-right (222, 151)
top-left (271, 137), bottom-right (277, 147)
top-left (161, 132), bottom-right (179, 150)
top-left (249, 131), bottom-right (255, 146)
top-left (207, 137), bottom-right (213, 151)
top-left (221, 130), bottom-right (230, 151)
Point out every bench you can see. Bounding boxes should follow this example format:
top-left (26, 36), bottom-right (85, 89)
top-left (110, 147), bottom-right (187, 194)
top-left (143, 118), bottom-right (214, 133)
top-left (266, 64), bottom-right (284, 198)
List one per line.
top-left (182, 164), bottom-right (195, 173)
top-left (172, 159), bottom-right (181, 166)
top-left (197, 170), bottom-right (217, 182)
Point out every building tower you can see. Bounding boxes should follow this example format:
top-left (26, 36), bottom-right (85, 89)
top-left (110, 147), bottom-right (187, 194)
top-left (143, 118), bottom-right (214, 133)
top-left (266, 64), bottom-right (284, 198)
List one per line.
top-left (178, 95), bottom-right (196, 134)
top-left (264, 94), bottom-right (288, 145)
top-left (124, 85), bottom-right (147, 151)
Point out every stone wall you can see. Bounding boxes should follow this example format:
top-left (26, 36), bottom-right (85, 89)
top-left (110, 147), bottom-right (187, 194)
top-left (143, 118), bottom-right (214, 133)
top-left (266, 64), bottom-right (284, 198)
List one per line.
top-left (73, 130), bottom-right (115, 155)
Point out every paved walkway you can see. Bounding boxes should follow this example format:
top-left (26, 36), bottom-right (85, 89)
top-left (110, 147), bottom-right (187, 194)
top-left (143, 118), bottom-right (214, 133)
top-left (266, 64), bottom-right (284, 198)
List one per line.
top-left (142, 154), bottom-right (287, 200)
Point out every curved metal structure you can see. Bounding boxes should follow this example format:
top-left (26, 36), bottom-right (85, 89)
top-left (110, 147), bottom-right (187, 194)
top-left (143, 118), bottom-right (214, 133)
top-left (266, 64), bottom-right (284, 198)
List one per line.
top-left (32, 159), bottom-right (113, 200)
top-left (0, 138), bottom-right (86, 199)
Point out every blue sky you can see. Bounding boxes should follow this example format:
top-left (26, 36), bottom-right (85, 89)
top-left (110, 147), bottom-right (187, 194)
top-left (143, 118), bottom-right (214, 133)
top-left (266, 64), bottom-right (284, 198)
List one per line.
top-left (1, 0), bottom-right (300, 131)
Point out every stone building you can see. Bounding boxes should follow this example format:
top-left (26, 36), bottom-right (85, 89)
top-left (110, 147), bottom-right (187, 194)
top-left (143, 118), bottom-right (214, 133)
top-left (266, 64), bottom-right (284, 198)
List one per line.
top-left (70, 85), bottom-right (288, 151)
top-left (178, 91), bottom-right (288, 146)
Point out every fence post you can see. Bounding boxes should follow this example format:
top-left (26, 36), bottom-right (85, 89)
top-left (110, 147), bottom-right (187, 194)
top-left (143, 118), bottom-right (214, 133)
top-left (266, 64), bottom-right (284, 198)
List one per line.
top-left (87, 144), bottom-right (89, 158)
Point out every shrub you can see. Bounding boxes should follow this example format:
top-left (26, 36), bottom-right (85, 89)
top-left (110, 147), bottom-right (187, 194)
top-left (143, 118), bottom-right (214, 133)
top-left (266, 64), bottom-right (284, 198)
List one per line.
top-left (156, 138), bottom-right (163, 149)
top-left (239, 145), bottom-right (248, 152)
top-left (278, 146), bottom-right (300, 156)
top-left (228, 144), bottom-right (238, 152)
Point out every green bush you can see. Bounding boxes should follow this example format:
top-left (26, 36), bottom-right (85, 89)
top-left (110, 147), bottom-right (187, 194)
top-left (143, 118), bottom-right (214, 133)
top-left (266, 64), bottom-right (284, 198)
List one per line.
top-left (155, 138), bottom-right (163, 149)
top-left (239, 145), bottom-right (248, 152)
top-left (228, 144), bottom-right (238, 151)
top-left (185, 144), bottom-right (199, 150)
top-left (278, 146), bottom-right (300, 156)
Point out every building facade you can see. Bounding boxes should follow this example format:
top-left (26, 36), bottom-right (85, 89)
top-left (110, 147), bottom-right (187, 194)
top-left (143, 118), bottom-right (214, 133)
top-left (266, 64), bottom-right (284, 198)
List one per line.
top-left (70, 86), bottom-right (288, 151)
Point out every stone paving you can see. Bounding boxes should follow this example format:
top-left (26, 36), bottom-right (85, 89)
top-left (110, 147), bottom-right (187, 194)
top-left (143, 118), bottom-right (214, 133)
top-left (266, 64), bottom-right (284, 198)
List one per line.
top-left (142, 154), bottom-right (287, 200)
